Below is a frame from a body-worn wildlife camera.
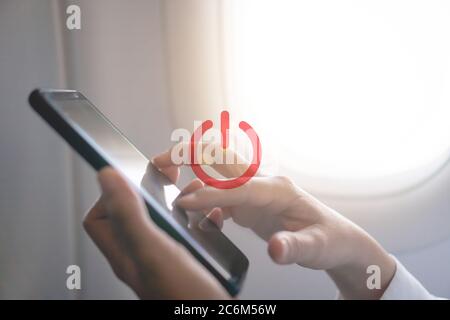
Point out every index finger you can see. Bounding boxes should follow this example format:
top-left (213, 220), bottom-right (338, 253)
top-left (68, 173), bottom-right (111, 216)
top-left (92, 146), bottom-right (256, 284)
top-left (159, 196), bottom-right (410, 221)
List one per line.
top-left (175, 177), bottom-right (275, 211)
top-left (151, 142), bottom-right (250, 180)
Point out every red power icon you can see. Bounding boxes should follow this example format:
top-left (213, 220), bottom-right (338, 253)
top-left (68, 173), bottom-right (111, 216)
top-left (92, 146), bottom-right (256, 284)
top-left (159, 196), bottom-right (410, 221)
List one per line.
top-left (190, 111), bottom-right (262, 189)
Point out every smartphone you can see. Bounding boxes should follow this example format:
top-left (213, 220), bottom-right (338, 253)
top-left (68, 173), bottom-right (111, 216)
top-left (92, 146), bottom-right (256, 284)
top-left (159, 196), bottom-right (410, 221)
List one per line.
top-left (28, 88), bottom-right (248, 296)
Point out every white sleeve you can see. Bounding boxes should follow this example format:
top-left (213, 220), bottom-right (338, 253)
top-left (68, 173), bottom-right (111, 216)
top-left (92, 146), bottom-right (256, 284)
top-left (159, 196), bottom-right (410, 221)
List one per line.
top-left (336, 256), bottom-right (445, 300)
top-left (379, 256), bottom-right (443, 300)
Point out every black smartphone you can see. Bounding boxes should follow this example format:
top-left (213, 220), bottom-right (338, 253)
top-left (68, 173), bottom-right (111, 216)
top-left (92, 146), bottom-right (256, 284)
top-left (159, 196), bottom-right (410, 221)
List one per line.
top-left (28, 88), bottom-right (248, 296)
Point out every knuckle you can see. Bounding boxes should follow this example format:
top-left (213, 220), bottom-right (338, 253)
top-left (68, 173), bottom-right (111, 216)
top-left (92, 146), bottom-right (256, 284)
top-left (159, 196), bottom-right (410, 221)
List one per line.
top-left (82, 214), bottom-right (92, 231)
top-left (310, 228), bottom-right (328, 253)
top-left (236, 182), bottom-right (251, 204)
top-left (272, 175), bottom-right (296, 201)
top-left (274, 175), bottom-right (294, 187)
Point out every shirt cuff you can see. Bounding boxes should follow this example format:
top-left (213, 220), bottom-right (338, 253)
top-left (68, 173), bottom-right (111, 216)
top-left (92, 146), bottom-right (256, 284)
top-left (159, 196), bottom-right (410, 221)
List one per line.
top-left (379, 256), bottom-right (440, 300)
top-left (335, 255), bottom-right (443, 300)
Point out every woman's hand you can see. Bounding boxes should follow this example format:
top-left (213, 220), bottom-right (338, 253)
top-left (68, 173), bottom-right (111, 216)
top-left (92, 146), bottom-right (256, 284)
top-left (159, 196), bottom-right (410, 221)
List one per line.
top-left (153, 145), bottom-right (396, 299)
top-left (83, 167), bottom-right (230, 300)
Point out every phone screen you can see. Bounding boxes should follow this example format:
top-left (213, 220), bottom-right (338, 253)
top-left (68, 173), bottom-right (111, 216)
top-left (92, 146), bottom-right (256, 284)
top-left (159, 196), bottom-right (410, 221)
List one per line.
top-left (41, 92), bottom-right (247, 286)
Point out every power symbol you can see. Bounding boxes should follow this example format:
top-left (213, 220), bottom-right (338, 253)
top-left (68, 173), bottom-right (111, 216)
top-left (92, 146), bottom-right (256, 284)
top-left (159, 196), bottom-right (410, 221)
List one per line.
top-left (190, 111), bottom-right (262, 189)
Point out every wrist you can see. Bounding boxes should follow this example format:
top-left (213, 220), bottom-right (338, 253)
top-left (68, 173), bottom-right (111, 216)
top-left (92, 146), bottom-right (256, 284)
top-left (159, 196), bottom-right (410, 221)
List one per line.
top-left (326, 227), bottom-right (396, 299)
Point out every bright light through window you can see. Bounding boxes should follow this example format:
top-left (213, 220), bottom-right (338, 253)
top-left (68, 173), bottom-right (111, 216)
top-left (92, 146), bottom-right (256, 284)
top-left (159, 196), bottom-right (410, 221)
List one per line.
top-left (225, 0), bottom-right (450, 195)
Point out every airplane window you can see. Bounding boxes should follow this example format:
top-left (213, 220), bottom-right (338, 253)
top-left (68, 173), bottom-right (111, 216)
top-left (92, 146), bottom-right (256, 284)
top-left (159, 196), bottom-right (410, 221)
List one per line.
top-left (223, 0), bottom-right (450, 196)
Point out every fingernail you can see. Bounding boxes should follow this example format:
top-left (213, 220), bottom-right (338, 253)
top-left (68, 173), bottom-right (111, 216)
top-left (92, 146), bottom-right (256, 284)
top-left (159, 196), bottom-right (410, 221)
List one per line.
top-left (278, 237), bottom-right (289, 262)
top-left (199, 217), bottom-right (211, 231)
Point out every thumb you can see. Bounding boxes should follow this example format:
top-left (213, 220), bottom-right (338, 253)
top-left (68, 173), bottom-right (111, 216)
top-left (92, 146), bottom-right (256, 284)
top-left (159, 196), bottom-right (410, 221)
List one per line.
top-left (268, 227), bottom-right (325, 266)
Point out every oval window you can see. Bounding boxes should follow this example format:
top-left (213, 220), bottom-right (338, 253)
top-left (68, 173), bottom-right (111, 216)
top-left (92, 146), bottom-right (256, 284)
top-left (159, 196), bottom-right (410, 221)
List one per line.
top-left (224, 0), bottom-right (450, 196)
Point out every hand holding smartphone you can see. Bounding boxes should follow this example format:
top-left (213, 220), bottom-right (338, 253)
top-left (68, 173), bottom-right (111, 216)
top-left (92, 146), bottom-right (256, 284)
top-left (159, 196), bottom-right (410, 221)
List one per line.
top-left (28, 89), bottom-right (248, 296)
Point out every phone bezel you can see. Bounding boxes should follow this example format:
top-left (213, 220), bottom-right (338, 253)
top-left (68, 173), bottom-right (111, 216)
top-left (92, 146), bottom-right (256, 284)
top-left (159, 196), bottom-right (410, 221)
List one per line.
top-left (28, 88), bottom-right (249, 296)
